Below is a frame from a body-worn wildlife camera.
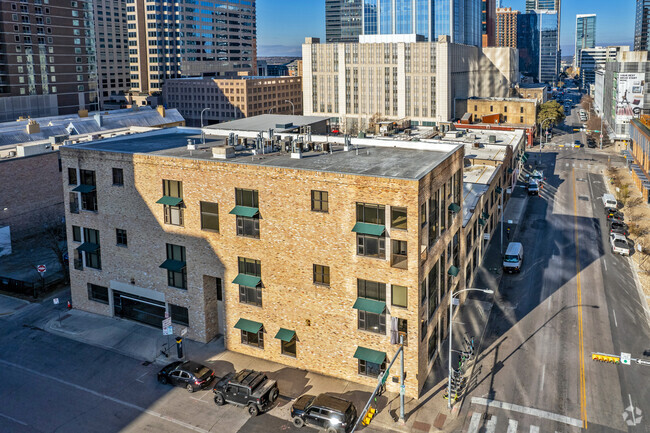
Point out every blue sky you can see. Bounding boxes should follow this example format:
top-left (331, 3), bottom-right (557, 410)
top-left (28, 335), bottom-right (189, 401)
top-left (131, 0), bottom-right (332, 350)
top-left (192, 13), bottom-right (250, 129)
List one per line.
top-left (257, 0), bottom-right (636, 57)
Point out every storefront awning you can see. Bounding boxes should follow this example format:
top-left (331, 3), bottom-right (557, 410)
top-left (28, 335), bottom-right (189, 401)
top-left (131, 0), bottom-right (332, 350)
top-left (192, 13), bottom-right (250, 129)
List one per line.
top-left (159, 259), bottom-right (186, 272)
top-left (448, 203), bottom-right (461, 214)
top-left (229, 205), bottom-right (259, 217)
top-left (448, 265), bottom-right (460, 277)
top-left (352, 222), bottom-right (385, 236)
top-left (72, 184), bottom-right (96, 193)
top-left (76, 242), bottom-right (99, 253)
top-left (274, 328), bottom-right (296, 342)
top-left (156, 196), bottom-right (183, 206)
top-left (234, 318), bottom-right (263, 334)
top-left (232, 274), bottom-right (261, 287)
top-left (353, 346), bottom-right (386, 365)
top-left (352, 298), bottom-right (386, 315)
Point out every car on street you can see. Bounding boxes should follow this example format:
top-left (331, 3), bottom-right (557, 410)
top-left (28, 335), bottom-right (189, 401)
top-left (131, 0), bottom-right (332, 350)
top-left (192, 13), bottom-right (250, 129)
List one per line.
top-left (605, 208), bottom-right (624, 221)
top-left (610, 224), bottom-right (630, 237)
top-left (610, 233), bottom-right (630, 256)
top-left (588, 138), bottom-right (596, 148)
top-left (157, 361), bottom-right (215, 393)
top-left (527, 180), bottom-right (539, 196)
top-left (212, 369), bottom-right (279, 416)
top-left (574, 139), bottom-right (582, 147)
top-left (291, 393), bottom-right (357, 433)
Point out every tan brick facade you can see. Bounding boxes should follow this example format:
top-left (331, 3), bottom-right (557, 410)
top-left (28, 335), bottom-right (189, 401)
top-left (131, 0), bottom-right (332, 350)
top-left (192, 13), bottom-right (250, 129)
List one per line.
top-left (61, 139), bottom-right (464, 399)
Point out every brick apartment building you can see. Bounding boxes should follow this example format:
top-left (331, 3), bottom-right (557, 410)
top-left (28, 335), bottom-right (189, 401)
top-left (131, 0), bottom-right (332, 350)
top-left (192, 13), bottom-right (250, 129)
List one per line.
top-left (60, 127), bottom-right (466, 398)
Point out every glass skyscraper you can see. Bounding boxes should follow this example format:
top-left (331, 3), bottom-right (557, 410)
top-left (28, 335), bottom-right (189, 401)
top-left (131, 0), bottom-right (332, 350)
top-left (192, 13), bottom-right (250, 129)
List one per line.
top-left (518, 10), bottom-right (559, 84)
top-left (361, 0), bottom-right (481, 46)
top-left (326, 0), bottom-right (363, 42)
top-left (574, 14), bottom-right (596, 68)
top-left (634, 0), bottom-right (650, 51)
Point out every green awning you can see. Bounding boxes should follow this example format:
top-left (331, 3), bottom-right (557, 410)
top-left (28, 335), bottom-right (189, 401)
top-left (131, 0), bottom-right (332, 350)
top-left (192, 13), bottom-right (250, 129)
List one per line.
top-left (353, 346), bottom-right (386, 365)
top-left (76, 242), bottom-right (99, 253)
top-left (72, 184), bottom-right (96, 193)
top-left (481, 211), bottom-right (489, 220)
top-left (234, 318), bottom-right (263, 334)
top-left (159, 259), bottom-right (186, 272)
top-left (156, 196), bottom-right (183, 206)
top-left (521, 153), bottom-right (529, 162)
top-left (352, 298), bottom-right (386, 314)
top-left (229, 205), bottom-right (259, 217)
top-left (448, 203), bottom-right (461, 214)
top-left (274, 328), bottom-right (296, 342)
top-left (448, 265), bottom-right (460, 277)
top-left (478, 218), bottom-right (487, 226)
top-left (352, 222), bottom-right (385, 236)
top-left (232, 274), bottom-right (261, 287)
top-left (495, 187), bottom-right (503, 194)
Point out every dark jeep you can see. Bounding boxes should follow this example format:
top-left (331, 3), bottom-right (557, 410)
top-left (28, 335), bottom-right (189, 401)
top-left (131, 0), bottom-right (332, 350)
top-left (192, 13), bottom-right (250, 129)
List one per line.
top-left (212, 369), bottom-right (279, 416)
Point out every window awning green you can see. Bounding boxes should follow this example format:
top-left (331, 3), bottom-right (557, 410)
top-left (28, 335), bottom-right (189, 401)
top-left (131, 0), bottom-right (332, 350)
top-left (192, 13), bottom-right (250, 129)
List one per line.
top-left (352, 222), bottom-right (385, 236)
top-left (156, 196), bottom-right (183, 206)
top-left (495, 187), bottom-right (503, 194)
top-left (72, 184), bottom-right (96, 193)
top-left (232, 274), bottom-right (261, 287)
top-left (448, 203), bottom-right (461, 214)
top-left (448, 265), bottom-right (460, 277)
top-left (159, 259), bottom-right (186, 272)
top-left (481, 211), bottom-right (489, 220)
top-left (274, 328), bottom-right (296, 342)
top-left (76, 242), bottom-right (99, 253)
top-left (478, 218), bottom-right (487, 226)
top-left (234, 318), bottom-right (263, 334)
top-left (521, 153), bottom-right (529, 162)
top-left (352, 297), bottom-right (386, 314)
top-left (229, 205), bottom-right (259, 217)
top-left (353, 346), bottom-right (386, 365)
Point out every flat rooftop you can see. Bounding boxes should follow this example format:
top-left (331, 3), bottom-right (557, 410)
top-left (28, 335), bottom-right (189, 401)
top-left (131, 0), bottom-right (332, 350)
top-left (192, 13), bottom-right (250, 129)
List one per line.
top-left (64, 128), bottom-right (460, 181)
top-left (425, 128), bottom-right (524, 152)
top-left (464, 96), bottom-right (538, 104)
top-left (207, 114), bottom-right (331, 133)
top-left (462, 165), bottom-right (498, 226)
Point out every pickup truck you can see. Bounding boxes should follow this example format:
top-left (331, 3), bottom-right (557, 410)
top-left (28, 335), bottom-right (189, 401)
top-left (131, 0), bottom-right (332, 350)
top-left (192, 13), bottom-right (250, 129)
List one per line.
top-left (212, 369), bottom-right (280, 416)
top-left (610, 233), bottom-right (630, 256)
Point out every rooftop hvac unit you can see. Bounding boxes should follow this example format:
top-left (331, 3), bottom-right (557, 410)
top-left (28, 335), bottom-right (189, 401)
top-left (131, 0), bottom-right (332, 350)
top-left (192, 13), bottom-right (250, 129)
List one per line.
top-left (489, 135), bottom-right (497, 143)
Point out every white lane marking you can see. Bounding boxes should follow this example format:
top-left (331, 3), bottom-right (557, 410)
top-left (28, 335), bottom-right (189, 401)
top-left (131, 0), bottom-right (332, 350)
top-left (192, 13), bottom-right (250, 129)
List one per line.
top-left (486, 415), bottom-right (497, 433)
top-left (507, 419), bottom-right (518, 433)
top-left (604, 260), bottom-right (607, 272)
top-left (530, 426), bottom-right (540, 433)
top-left (0, 412), bottom-right (27, 426)
top-left (613, 309), bottom-right (618, 327)
top-left (0, 358), bottom-right (210, 433)
top-left (467, 412), bottom-right (481, 433)
top-left (629, 394), bottom-right (637, 425)
top-left (471, 397), bottom-right (583, 427)
top-left (540, 364), bottom-right (546, 393)
top-left (136, 372), bottom-right (148, 383)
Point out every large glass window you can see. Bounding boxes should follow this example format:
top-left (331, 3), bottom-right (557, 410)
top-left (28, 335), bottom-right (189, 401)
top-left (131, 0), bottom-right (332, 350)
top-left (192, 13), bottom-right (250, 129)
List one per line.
top-left (235, 188), bottom-right (259, 238)
top-left (200, 201), bottom-right (219, 232)
top-left (356, 202), bottom-right (385, 225)
top-left (428, 193), bottom-right (439, 246)
top-left (428, 326), bottom-right (438, 361)
top-left (87, 283), bottom-right (108, 304)
top-left (391, 207), bottom-right (407, 230)
top-left (358, 357), bottom-right (386, 378)
top-left (162, 179), bottom-right (183, 226)
top-left (166, 243), bottom-right (186, 289)
top-left (238, 257), bottom-right (261, 276)
top-left (80, 169), bottom-right (97, 212)
top-left (281, 336), bottom-right (296, 357)
top-left (357, 279), bottom-right (386, 334)
top-left (83, 228), bottom-right (101, 269)
top-left (391, 239), bottom-right (407, 269)
top-left (428, 260), bottom-right (439, 319)
top-left (357, 233), bottom-right (385, 258)
top-left (391, 284), bottom-right (407, 308)
top-left (357, 279), bottom-right (386, 301)
top-left (241, 328), bottom-right (263, 348)
top-left (67, 167), bottom-right (77, 185)
top-left (235, 188), bottom-right (258, 207)
top-left (72, 225), bottom-right (81, 242)
top-left (311, 190), bottom-right (328, 212)
top-left (170, 304), bottom-right (189, 326)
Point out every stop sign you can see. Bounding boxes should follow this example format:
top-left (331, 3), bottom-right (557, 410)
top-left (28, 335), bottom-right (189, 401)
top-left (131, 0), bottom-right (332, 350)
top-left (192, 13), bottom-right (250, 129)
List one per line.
top-left (37, 265), bottom-right (46, 273)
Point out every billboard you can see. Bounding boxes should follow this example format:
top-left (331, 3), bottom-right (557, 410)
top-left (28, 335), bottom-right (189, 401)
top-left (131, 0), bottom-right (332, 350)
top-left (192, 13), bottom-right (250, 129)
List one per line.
top-left (615, 73), bottom-right (645, 122)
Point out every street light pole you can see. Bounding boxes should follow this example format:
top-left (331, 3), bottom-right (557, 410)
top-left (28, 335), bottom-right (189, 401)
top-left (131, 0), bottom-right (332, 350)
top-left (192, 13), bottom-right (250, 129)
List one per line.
top-left (447, 287), bottom-right (494, 409)
top-left (200, 107), bottom-right (210, 127)
top-left (284, 99), bottom-right (295, 116)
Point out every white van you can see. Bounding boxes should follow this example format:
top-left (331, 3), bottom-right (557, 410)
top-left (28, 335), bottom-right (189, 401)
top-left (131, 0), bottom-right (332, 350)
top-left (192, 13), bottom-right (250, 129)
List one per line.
top-left (602, 193), bottom-right (617, 208)
top-left (503, 242), bottom-right (524, 273)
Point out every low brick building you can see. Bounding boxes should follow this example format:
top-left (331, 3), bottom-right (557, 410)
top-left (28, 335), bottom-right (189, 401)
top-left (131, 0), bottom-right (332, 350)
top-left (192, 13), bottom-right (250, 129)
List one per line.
top-left (457, 97), bottom-right (538, 126)
top-left (60, 127), bottom-right (466, 398)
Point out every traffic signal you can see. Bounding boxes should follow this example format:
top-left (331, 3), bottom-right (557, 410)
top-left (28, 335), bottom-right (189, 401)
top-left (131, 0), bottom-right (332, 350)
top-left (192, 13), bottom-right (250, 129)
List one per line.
top-left (591, 353), bottom-right (620, 363)
top-left (362, 407), bottom-right (377, 426)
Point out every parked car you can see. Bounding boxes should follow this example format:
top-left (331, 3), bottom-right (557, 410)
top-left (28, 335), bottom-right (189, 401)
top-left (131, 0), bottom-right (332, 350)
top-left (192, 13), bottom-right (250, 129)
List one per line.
top-left (291, 393), bottom-right (357, 433)
top-left (610, 224), bottom-right (630, 237)
top-left (602, 193), bottom-right (618, 208)
top-left (157, 361), bottom-right (215, 393)
top-left (212, 369), bottom-right (279, 416)
top-left (609, 220), bottom-right (629, 232)
top-left (574, 139), bottom-right (582, 147)
top-left (610, 233), bottom-right (630, 256)
top-left (527, 180), bottom-right (539, 196)
top-left (605, 209), bottom-right (624, 221)
top-left (587, 139), bottom-right (596, 148)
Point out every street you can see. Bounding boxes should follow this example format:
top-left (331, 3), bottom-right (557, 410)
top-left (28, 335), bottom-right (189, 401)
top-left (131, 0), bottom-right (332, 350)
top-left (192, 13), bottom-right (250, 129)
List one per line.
top-left (457, 104), bottom-right (650, 432)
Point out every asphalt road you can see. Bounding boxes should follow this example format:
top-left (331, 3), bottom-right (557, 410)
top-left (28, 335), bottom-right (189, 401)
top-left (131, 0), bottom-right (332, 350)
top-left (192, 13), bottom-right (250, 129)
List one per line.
top-left (456, 106), bottom-right (650, 432)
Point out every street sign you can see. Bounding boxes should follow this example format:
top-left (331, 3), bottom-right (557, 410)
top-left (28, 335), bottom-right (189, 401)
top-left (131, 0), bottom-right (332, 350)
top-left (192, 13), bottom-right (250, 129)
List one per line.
top-left (621, 352), bottom-right (631, 365)
top-left (53, 298), bottom-right (59, 305)
top-left (37, 264), bottom-right (46, 274)
top-left (162, 317), bottom-right (172, 335)
top-left (181, 327), bottom-right (188, 336)
top-left (452, 298), bottom-right (460, 306)
top-left (400, 385), bottom-right (405, 396)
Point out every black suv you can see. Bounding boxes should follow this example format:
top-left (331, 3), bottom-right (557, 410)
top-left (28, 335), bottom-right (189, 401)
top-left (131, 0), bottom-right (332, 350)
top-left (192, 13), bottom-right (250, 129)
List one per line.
top-left (291, 393), bottom-right (357, 433)
top-left (212, 369), bottom-right (279, 416)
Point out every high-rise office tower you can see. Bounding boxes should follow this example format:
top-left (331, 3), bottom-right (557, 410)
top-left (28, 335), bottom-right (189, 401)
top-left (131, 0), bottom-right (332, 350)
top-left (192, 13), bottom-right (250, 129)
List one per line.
top-left (525, 0), bottom-right (560, 50)
top-left (127, 0), bottom-right (256, 94)
top-left (574, 14), bottom-right (596, 68)
top-left (361, 0), bottom-right (482, 46)
top-left (634, 0), bottom-right (650, 51)
top-left (482, 0), bottom-right (497, 47)
top-left (94, 0), bottom-right (130, 108)
top-left (518, 10), bottom-right (559, 84)
top-left (326, 0), bottom-right (362, 42)
top-left (0, 0), bottom-right (98, 120)
top-left (496, 7), bottom-right (519, 48)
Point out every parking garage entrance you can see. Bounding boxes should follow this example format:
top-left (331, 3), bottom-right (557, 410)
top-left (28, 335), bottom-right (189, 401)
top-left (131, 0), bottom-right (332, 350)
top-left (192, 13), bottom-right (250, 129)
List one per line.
top-left (113, 290), bottom-right (166, 328)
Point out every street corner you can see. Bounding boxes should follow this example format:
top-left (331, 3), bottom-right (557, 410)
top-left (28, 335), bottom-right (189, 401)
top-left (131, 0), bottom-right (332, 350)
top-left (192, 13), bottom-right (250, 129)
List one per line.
top-left (0, 293), bottom-right (30, 316)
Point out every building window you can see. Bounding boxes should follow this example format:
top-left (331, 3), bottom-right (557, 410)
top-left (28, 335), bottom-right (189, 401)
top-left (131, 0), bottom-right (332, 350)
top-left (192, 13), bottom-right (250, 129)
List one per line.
top-left (235, 188), bottom-right (259, 238)
top-left (170, 304), bottom-right (189, 326)
top-left (490, 105), bottom-right (493, 112)
top-left (166, 243), bottom-right (187, 289)
top-left (238, 256), bottom-right (261, 277)
top-left (116, 228), bottom-right (127, 247)
top-left (68, 167), bottom-right (77, 185)
top-left (83, 228), bottom-right (101, 269)
top-left (428, 326), bottom-right (438, 361)
top-left (520, 106), bottom-right (524, 113)
top-left (391, 239), bottom-right (408, 269)
top-left (391, 284), bottom-right (407, 308)
top-left (313, 264), bottom-right (330, 286)
top-left (87, 283), bottom-right (108, 304)
top-left (311, 190), bottom-right (328, 212)
top-left (69, 192), bottom-right (79, 214)
top-left (200, 201), bottom-right (219, 232)
top-left (216, 277), bottom-right (223, 301)
top-left (520, 116), bottom-right (524, 123)
top-left (112, 168), bottom-right (123, 186)
top-left (79, 169), bottom-right (97, 212)
top-left (241, 328), bottom-right (264, 348)
top-left (281, 336), bottom-right (297, 357)
top-left (357, 279), bottom-right (386, 334)
top-left (238, 257), bottom-right (261, 306)
top-left (420, 202), bottom-right (426, 226)
top-left (357, 202), bottom-right (385, 225)
top-left (358, 357), bottom-right (386, 378)
top-left (72, 225), bottom-right (81, 242)
top-left (391, 207), bottom-right (407, 230)
top-left (162, 179), bottom-right (183, 226)
top-left (356, 202), bottom-right (386, 259)
top-left (504, 106), bottom-right (508, 113)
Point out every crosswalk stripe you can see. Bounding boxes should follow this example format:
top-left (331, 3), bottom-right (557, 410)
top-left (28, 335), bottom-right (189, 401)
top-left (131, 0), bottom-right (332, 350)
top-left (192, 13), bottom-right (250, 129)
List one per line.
top-left (486, 416), bottom-right (497, 433)
top-left (507, 419), bottom-right (518, 433)
top-left (467, 412), bottom-right (481, 433)
top-left (530, 426), bottom-right (539, 433)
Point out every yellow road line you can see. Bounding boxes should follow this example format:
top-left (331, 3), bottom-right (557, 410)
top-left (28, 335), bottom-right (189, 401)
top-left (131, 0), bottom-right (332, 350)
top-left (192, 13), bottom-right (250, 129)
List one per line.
top-left (572, 167), bottom-right (588, 428)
